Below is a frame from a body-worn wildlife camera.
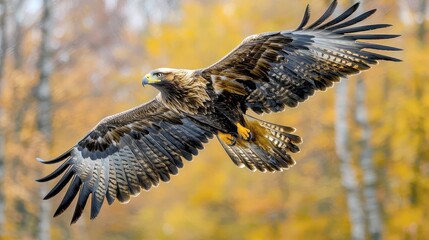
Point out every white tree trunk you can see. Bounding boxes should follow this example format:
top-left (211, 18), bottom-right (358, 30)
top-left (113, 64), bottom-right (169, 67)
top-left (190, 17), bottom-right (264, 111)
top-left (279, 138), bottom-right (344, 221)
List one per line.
top-left (335, 78), bottom-right (365, 240)
top-left (351, 0), bottom-right (383, 238)
top-left (35, 0), bottom-right (53, 239)
top-left (355, 78), bottom-right (382, 240)
top-left (12, 0), bottom-right (24, 69)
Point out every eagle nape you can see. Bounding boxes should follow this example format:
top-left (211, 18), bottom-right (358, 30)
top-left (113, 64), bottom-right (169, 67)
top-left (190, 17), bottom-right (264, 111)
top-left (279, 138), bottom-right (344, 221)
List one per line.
top-left (37, 0), bottom-right (401, 224)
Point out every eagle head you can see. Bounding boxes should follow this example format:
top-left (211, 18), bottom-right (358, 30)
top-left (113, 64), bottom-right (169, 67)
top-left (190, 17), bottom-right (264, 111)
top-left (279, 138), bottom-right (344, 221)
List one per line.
top-left (141, 68), bottom-right (209, 114)
top-left (142, 68), bottom-right (198, 98)
top-left (142, 68), bottom-right (186, 87)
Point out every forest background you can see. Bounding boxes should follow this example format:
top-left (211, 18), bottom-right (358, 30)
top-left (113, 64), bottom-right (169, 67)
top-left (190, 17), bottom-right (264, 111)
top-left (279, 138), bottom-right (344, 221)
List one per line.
top-left (0, 0), bottom-right (427, 239)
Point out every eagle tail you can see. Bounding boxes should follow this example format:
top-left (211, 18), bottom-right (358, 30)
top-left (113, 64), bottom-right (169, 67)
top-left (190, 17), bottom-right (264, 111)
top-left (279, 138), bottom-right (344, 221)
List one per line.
top-left (218, 115), bottom-right (302, 172)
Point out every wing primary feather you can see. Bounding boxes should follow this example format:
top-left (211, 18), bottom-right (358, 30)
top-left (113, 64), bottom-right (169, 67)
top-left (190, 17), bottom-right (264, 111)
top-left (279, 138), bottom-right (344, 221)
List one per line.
top-left (71, 182), bottom-right (91, 224)
top-left (43, 168), bottom-right (74, 200)
top-left (306, 0), bottom-right (337, 30)
top-left (37, 160), bottom-right (71, 182)
top-left (358, 42), bottom-right (402, 51)
top-left (296, 4), bottom-right (311, 30)
top-left (53, 176), bottom-right (82, 217)
top-left (362, 51), bottom-right (402, 62)
top-left (345, 34), bottom-right (400, 40)
top-left (333, 24), bottom-right (392, 34)
top-left (326, 9), bottom-right (377, 31)
top-left (317, 2), bottom-right (360, 29)
top-left (36, 150), bottom-right (71, 164)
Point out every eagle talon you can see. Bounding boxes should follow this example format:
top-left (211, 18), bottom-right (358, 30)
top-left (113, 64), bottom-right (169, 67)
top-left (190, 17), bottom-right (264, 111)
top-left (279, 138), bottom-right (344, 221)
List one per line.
top-left (218, 132), bottom-right (236, 146)
top-left (236, 123), bottom-right (252, 141)
top-left (247, 131), bottom-right (253, 141)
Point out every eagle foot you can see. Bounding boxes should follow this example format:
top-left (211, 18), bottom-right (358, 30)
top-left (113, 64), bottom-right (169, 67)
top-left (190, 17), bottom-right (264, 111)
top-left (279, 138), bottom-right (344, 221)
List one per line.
top-left (218, 132), bottom-right (236, 146)
top-left (236, 123), bottom-right (252, 141)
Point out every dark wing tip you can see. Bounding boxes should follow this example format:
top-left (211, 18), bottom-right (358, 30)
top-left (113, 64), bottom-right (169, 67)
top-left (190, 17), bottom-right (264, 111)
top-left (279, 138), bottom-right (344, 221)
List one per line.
top-left (296, 4), bottom-right (311, 30)
top-left (326, 8), bottom-right (377, 31)
top-left (36, 149), bottom-right (72, 164)
top-left (306, 0), bottom-right (338, 29)
top-left (71, 185), bottom-right (91, 224)
top-left (347, 34), bottom-right (401, 40)
top-left (54, 176), bottom-right (82, 218)
top-left (379, 55), bottom-right (402, 62)
top-left (90, 190), bottom-right (105, 220)
top-left (318, 1), bottom-right (361, 29)
top-left (36, 157), bottom-right (60, 164)
top-left (42, 168), bottom-right (74, 200)
top-left (36, 161), bottom-right (70, 182)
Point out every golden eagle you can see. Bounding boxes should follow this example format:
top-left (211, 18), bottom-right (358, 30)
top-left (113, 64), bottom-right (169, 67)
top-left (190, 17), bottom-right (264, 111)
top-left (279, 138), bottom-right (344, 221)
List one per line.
top-left (38, 0), bottom-right (400, 223)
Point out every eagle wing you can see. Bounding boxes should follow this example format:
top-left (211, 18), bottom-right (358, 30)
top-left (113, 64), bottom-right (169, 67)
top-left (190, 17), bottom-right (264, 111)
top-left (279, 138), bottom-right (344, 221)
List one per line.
top-left (201, 0), bottom-right (401, 114)
top-left (37, 96), bottom-right (214, 223)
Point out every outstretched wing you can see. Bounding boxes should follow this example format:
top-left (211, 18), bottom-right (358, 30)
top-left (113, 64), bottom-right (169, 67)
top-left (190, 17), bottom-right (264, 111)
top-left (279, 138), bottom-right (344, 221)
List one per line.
top-left (37, 96), bottom-right (214, 223)
top-left (201, 0), bottom-right (401, 114)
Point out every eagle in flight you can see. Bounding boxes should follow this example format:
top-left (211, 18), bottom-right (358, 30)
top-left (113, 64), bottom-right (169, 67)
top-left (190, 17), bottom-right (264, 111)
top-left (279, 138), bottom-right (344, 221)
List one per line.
top-left (38, 0), bottom-right (400, 223)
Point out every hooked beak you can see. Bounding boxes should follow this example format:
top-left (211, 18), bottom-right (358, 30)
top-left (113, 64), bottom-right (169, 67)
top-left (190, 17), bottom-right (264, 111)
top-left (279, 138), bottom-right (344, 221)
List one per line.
top-left (142, 76), bottom-right (149, 86)
top-left (142, 73), bottom-right (161, 86)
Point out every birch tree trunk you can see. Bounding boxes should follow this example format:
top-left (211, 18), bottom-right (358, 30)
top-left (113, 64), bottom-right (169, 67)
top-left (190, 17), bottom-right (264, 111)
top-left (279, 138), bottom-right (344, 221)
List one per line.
top-left (355, 78), bottom-right (382, 240)
top-left (12, 0), bottom-right (24, 69)
top-left (0, 0), bottom-right (6, 84)
top-left (351, 0), bottom-right (383, 238)
top-left (35, 0), bottom-right (53, 239)
top-left (335, 78), bottom-right (365, 240)
top-left (0, 0), bottom-right (7, 236)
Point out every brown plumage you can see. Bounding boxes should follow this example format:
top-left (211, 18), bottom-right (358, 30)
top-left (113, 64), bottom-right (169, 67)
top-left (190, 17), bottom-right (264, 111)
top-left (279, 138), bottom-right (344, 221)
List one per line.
top-left (37, 0), bottom-right (401, 223)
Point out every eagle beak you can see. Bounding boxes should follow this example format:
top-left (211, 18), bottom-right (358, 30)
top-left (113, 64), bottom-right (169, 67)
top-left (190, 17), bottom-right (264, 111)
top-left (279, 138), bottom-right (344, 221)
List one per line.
top-left (142, 73), bottom-right (161, 86)
top-left (142, 76), bottom-right (149, 86)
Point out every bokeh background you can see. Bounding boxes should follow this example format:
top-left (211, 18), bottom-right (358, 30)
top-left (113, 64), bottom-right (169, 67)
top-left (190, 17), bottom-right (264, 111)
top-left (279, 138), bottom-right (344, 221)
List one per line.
top-left (0, 0), bottom-right (427, 239)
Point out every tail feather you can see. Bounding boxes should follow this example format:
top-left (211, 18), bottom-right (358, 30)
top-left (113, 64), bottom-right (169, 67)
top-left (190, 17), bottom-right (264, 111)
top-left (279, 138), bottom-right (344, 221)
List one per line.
top-left (218, 115), bottom-right (302, 172)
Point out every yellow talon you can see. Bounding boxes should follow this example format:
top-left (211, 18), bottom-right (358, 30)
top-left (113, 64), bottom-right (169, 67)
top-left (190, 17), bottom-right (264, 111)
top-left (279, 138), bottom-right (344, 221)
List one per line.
top-left (237, 123), bottom-right (252, 140)
top-left (218, 131), bottom-right (236, 146)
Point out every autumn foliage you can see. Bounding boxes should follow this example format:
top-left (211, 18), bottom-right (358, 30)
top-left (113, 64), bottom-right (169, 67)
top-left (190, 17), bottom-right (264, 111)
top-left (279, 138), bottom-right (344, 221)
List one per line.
top-left (0, 0), bottom-right (427, 239)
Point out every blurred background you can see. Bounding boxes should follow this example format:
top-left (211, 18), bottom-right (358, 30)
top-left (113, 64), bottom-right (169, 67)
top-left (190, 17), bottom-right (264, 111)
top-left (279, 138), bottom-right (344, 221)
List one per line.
top-left (0, 0), bottom-right (427, 239)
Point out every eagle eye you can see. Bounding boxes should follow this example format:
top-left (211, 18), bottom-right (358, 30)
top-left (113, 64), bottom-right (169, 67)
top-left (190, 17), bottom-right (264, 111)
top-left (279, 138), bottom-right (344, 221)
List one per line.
top-left (154, 72), bottom-right (163, 78)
